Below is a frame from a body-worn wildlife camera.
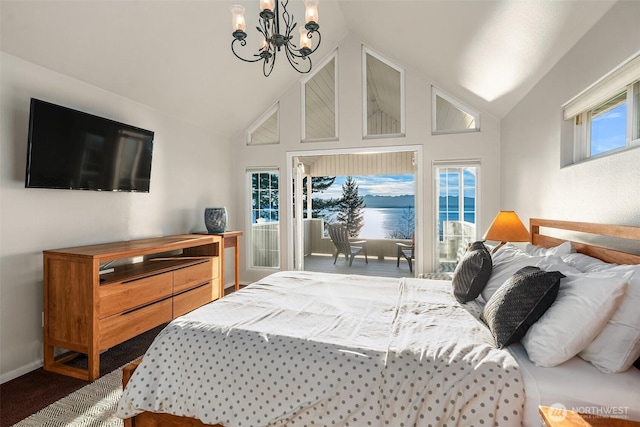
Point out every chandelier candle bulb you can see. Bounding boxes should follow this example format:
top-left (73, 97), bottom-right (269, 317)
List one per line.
top-left (259, 35), bottom-right (268, 51)
top-left (299, 27), bottom-right (312, 50)
top-left (260, 0), bottom-right (275, 13)
top-left (305, 0), bottom-right (319, 24)
top-left (230, 5), bottom-right (246, 32)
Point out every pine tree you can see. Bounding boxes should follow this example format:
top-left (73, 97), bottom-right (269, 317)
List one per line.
top-left (252, 172), bottom-right (279, 222)
top-left (387, 206), bottom-right (415, 239)
top-left (337, 176), bottom-right (365, 238)
top-left (302, 176), bottom-right (339, 218)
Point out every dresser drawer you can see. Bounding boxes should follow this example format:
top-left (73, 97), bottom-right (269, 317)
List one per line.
top-left (173, 258), bottom-right (216, 294)
top-left (99, 272), bottom-right (173, 319)
top-left (173, 282), bottom-right (214, 317)
top-left (99, 298), bottom-right (172, 350)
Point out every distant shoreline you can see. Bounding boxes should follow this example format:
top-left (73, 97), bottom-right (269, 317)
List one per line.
top-left (363, 194), bottom-right (414, 209)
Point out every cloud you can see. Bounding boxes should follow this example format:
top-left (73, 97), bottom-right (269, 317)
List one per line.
top-left (314, 175), bottom-right (415, 199)
top-left (592, 111), bottom-right (624, 121)
top-left (591, 136), bottom-right (626, 155)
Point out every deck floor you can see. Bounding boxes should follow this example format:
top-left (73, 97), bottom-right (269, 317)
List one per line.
top-left (303, 253), bottom-right (415, 278)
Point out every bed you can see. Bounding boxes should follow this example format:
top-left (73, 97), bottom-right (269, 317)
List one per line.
top-left (117, 219), bottom-right (640, 426)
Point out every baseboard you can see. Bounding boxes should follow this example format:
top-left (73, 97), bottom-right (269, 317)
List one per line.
top-left (0, 359), bottom-right (43, 384)
top-left (224, 281), bottom-right (249, 291)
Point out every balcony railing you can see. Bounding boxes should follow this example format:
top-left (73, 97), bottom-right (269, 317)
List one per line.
top-left (304, 218), bottom-right (476, 272)
top-left (251, 218), bottom-right (475, 273)
top-left (437, 220), bottom-right (476, 272)
top-left (303, 218), bottom-right (412, 259)
top-left (251, 221), bottom-right (279, 268)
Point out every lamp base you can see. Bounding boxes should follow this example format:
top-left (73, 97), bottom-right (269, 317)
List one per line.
top-left (491, 241), bottom-right (507, 254)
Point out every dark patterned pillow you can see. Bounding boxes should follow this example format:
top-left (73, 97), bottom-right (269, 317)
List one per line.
top-left (482, 266), bottom-right (565, 348)
top-left (452, 241), bottom-right (492, 303)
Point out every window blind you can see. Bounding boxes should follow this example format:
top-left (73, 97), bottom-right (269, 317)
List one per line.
top-left (563, 52), bottom-right (640, 121)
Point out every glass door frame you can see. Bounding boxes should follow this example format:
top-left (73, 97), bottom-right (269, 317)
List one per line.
top-left (286, 145), bottom-right (424, 273)
top-left (432, 160), bottom-right (481, 273)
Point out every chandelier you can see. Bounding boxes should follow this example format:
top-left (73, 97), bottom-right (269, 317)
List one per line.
top-left (230, 0), bottom-right (321, 77)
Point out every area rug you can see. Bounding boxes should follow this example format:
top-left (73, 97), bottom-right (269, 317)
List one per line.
top-left (12, 365), bottom-right (126, 427)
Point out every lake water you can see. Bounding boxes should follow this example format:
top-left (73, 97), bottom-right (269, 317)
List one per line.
top-left (322, 208), bottom-right (407, 239)
top-left (326, 206), bottom-right (475, 239)
top-left (359, 208), bottom-right (409, 239)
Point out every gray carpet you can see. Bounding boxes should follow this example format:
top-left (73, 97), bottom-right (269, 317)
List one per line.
top-left (12, 365), bottom-right (125, 427)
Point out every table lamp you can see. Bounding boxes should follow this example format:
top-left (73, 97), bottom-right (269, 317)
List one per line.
top-left (483, 211), bottom-right (530, 253)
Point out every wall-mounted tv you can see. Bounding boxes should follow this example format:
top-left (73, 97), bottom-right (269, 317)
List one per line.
top-left (25, 98), bottom-right (155, 192)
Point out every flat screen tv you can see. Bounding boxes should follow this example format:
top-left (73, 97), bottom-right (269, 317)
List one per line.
top-left (25, 98), bottom-right (154, 192)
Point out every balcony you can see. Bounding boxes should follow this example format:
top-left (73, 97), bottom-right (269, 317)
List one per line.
top-left (301, 218), bottom-right (471, 278)
top-left (304, 253), bottom-right (415, 278)
top-left (250, 218), bottom-right (473, 278)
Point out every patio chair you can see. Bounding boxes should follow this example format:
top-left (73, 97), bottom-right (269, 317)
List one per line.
top-left (396, 233), bottom-right (415, 273)
top-left (328, 224), bottom-right (368, 267)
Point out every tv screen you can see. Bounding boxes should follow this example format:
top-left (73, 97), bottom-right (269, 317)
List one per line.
top-left (25, 98), bottom-right (154, 192)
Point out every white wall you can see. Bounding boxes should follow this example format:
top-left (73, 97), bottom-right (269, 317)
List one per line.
top-left (231, 36), bottom-right (503, 284)
top-left (0, 53), bottom-right (234, 381)
top-left (501, 2), bottom-right (640, 232)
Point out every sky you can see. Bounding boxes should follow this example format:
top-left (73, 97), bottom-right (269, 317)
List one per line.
top-left (590, 103), bottom-right (627, 155)
top-left (314, 175), bottom-right (415, 200)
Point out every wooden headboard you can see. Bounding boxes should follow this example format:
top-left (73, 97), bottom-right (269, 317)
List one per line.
top-left (530, 218), bottom-right (640, 265)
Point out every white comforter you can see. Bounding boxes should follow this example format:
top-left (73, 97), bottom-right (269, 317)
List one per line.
top-left (116, 271), bottom-right (524, 426)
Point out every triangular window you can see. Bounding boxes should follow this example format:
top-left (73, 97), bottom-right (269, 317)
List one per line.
top-left (432, 87), bottom-right (480, 134)
top-left (363, 47), bottom-right (405, 138)
top-left (247, 103), bottom-right (279, 145)
top-left (302, 51), bottom-right (338, 141)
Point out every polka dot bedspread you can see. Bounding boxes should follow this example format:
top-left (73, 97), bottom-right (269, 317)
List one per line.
top-left (116, 271), bottom-right (524, 426)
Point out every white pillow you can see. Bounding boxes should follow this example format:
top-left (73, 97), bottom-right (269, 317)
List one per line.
top-left (579, 264), bottom-right (640, 373)
top-left (525, 241), bottom-right (574, 257)
top-left (536, 255), bottom-right (581, 276)
top-left (521, 270), bottom-right (630, 367)
top-left (561, 252), bottom-right (613, 273)
top-left (480, 243), bottom-right (544, 302)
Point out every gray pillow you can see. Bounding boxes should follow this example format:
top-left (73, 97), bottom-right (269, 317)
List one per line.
top-left (482, 266), bottom-right (565, 348)
top-left (452, 241), bottom-right (492, 303)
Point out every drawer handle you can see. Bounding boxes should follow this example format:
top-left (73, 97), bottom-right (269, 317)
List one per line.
top-left (175, 259), bottom-right (211, 271)
top-left (121, 272), bottom-right (169, 285)
top-left (175, 281), bottom-right (211, 296)
top-left (121, 297), bottom-right (171, 314)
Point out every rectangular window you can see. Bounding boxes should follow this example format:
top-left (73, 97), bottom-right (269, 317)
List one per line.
top-left (248, 169), bottom-right (280, 269)
top-left (564, 53), bottom-right (640, 163)
top-left (590, 91), bottom-right (627, 156)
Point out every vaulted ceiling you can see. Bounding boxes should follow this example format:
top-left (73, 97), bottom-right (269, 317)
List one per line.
top-left (0, 0), bottom-right (615, 138)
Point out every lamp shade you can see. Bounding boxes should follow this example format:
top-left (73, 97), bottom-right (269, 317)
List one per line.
top-left (483, 211), bottom-right (530, 243)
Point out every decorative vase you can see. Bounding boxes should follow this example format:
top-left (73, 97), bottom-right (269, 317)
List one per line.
top-left (204, 207), bottom-right (227, 233)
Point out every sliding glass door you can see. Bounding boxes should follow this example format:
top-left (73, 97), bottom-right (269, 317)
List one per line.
top-left (434, 162), bottom-right (479, 272)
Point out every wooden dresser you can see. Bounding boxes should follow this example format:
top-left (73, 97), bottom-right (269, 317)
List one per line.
top-left (43, 234), bottom-right (222, 381)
